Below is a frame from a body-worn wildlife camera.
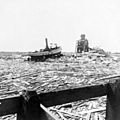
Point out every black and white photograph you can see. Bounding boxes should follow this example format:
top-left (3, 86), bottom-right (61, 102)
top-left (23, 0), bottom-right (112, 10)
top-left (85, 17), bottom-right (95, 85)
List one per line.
top-left (0, 0), bottom-right (120, 120)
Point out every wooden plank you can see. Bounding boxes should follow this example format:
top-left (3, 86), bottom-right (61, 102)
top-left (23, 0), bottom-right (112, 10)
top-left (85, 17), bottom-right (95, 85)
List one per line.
top-left (0, 96), bottom-right (21, 116)
top-left (0, 84), bottom-right (107, 117)
top-left (39, 84), bottom-right (107, 107)
top-left (40, 104), bottom-right (59, 120)
top-left (17, 91), bottom-right (43, 120)
top-left (106, 80), bottom-right (120, 120)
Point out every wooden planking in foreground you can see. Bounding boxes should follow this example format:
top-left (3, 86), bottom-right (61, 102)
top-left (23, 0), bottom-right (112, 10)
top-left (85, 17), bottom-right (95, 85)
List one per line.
top-left (39, 84), bottom-right (107, 107)
top-left (0, 96), bottom-right (21, 116)
top-left (0, 84), bottom-right (107, 117)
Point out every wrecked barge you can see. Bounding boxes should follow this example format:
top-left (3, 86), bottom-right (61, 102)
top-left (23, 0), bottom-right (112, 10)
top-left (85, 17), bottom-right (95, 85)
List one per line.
top-left (27, 38), bottom-right (62, 61)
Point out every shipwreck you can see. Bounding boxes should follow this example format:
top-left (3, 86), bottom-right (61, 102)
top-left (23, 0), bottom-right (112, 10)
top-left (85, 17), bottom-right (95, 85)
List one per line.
top-left (27, 38), bottom-right (62, 61)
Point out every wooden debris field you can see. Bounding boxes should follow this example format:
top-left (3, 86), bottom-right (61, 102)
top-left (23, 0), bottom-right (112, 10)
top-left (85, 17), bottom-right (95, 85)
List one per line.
top-left (0, 52), bottom-right (120, 120)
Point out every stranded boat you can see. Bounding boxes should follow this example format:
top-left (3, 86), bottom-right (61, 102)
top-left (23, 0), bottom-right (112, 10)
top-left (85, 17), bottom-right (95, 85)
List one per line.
top-left (27, 38), bottom-right (62, 61)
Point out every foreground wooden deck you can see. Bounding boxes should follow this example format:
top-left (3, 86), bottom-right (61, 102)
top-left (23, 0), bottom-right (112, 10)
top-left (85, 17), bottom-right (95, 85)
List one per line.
top-left (0, 76), bottom-right (120, 120)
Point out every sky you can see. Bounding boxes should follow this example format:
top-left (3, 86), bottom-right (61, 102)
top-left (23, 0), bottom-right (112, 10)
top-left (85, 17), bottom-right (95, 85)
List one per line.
top-left (0, 0), bottom-right (120, 52)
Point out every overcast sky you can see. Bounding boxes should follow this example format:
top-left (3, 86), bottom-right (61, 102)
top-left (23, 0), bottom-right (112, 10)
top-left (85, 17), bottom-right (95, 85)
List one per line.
top-left (0, 0), bottom-right (120, 52)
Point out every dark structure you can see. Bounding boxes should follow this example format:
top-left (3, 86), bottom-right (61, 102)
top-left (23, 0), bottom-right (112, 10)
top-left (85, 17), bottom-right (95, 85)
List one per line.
top-left (0, 75), bottom-right (120, 120)
top-left (76, 34), bottom-right (89, 53)
top-left (27, 38), bottom-right (62, 61)
top-left (44, 38), bottom-right (49, 51)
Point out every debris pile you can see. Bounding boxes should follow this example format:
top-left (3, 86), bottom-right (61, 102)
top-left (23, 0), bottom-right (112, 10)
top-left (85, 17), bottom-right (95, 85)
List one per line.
top-left (49, 96), bottom-right (106, 120)
top-left (90, 47), bottom-right (110, 57)
top-left (0, 51), bottom-right (120, 119)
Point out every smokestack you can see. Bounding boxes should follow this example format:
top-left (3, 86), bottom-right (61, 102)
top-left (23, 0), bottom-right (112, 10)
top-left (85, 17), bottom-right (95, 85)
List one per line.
top-left (45, 38), bottom-right (49, 50)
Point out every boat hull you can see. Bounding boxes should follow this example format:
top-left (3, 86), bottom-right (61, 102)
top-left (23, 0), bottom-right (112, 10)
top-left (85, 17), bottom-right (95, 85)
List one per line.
top-left (27, 47), bottom-right (62, 61)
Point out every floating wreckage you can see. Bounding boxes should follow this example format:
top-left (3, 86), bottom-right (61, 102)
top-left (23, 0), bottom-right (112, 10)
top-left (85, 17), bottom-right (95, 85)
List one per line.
top-left (27, 38), bottom-right (62, 61)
